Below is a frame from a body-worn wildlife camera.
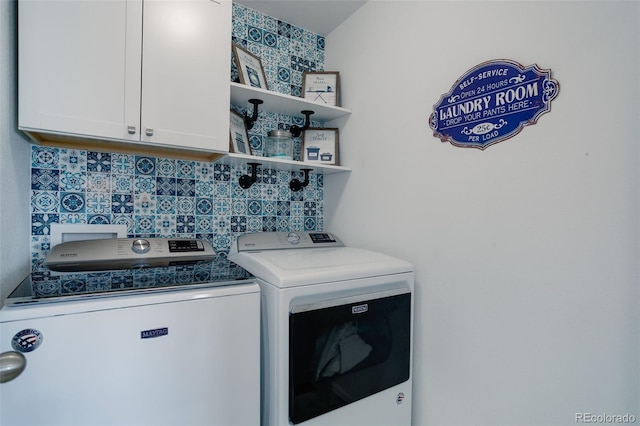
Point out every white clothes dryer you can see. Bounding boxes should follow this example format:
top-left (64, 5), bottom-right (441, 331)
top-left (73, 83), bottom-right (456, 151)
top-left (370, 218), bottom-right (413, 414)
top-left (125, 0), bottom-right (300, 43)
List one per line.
top-left (228, 231), bottom-right (414, 426)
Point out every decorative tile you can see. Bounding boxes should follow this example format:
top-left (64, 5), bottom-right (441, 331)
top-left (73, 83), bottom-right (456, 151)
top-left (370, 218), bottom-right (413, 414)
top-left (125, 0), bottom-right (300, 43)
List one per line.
top-left (112, 175), bottom-right (133, 193)
top-left (112, 154), bottom-right (135, 175)
top-left (60, 149), bottom-right (87, 173)
top-left (156, 196), bottom-right (175, 214)
top-left (31, 191), bottom-right (59, 213)
top-left (112, 194), bottom-right (134, 214)
top-left (157, 177), bottom-right (177, 196)
top-left (176, 215), bottom-right (195, 234)
top-left (87, 172), bottom-right (110, 193)
top-left (32, 213), bottom-right (59, 235)
top-left (60, 192), bottom-right (85, 213)
top-left (86, 193), bottom-right (110, 214)
top-left (60, 172), bottom-right (85, 191)
top-left (176, 197), bottom-right (195, 215)
top-left (196, 162), bottom-right (216, 182)
top-left (248, 26), bottom-right (262, 43)
top-left (196, 180), bottom-right (215, 198)
top-left (134, 176), bottom-right (155, 193)
top-left (156, 158), bottom-right (176, 177)
top-left (196, 198), bottom-right (213, 215)
top-left (135, 156), bottom-right (156, 175)
top-left (176, 179), bottom-right (196, 197)
top-left (134, 215), bottom-right (155, 235)
top-left (32, 169), bottom-right (59, 191)
top-left (263, 30), bottom-right (277, 48)
top-left (87, 152), bottom-right (111, 172)
top-left (277, 21), bottom-right (291, 38)
top-left (32, 147), bottom-right (59, 169)
top-left (263, 15), bottom-right (277, 34)
top-left (134, 193), bottom-right (155, 215)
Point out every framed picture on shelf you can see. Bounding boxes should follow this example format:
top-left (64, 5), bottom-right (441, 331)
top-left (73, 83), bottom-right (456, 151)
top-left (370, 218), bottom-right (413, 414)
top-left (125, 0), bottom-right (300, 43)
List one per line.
top-left (302, 71), bottom-right (340, 106)
top-left (229, 110), bottom-right (252, 155)
top-left (232, 43), bottom-right (269, 90)
top-left (302, 128), bottom-right (339, 165)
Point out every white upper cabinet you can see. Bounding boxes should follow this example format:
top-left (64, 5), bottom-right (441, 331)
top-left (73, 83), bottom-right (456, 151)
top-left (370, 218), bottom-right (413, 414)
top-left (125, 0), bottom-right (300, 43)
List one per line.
top-left (18, 0), bottom-right (231, 156)
top-left (19, 1), bottom-right (137, 142)
top-left (140, 0), bottom-right (231, 151)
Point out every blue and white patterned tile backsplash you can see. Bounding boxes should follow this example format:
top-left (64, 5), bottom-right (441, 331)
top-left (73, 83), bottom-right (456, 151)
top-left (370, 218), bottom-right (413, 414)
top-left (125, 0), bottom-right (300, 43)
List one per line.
top-left (231, 3), bottom-right (326, 159)
top-left (30, 146), bottom-right (324, 269)
top-left (28, 6), bottom-right (327, 269)
top-left (231, 3), bottom-right (325, 97)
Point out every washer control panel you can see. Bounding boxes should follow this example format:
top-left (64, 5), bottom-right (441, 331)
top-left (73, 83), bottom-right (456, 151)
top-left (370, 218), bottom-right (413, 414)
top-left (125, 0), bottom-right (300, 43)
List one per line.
top-left (233, 232), bottom-right (343, 252)
top-left (45, 238), bottom-right (214, 272)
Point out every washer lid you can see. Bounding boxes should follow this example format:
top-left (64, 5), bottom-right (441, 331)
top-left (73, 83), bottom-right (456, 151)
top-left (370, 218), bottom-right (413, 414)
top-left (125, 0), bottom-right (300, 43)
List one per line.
top-left (228, 246), bottom-right (412, 287)
top-left (5, 257), bottom-right (252, 307)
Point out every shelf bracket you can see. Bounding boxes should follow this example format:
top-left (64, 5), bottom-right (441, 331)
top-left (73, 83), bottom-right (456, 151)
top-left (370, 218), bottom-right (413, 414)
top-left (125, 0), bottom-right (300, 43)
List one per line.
top-left (290, 168), bottom-right (313, 192)
top-left (239, 162), bottom-right (261, 189)
top-left (244, 99), bottom-right (263, 130)
top-left (290, 110), bottom-right (314, 137)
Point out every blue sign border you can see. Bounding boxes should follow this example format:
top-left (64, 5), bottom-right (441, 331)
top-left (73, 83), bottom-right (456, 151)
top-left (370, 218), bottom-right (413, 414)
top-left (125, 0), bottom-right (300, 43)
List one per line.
top-left (429, 59), bottom-right (559, 150)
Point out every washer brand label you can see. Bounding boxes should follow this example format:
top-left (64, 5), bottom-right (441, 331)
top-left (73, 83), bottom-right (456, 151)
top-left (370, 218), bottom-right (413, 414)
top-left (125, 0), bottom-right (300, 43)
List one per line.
top-left (352, 304), bottom-right (368, 314)
top-left (429, 59), bottom-right (559, 150)
top-left (141, 328), bottom-right (168, 339)
top-left (12, 329), bottom-right (43, 353)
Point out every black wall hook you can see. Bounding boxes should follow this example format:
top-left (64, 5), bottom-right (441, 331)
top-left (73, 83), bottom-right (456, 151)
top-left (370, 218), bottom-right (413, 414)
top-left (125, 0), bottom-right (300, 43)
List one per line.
top-left (239, 162), bottom-right (261, 189)
top-left (290, 168), bottom-right (313, 192)
top-left (244, 99), bottom-right (263, 130)
top-left (290, 110), bottom-right (314, 137)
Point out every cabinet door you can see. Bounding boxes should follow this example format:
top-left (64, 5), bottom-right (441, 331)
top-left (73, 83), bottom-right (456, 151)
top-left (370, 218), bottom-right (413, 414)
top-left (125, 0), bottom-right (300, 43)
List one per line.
top-left (18, 0), bottom-right (143, 142)
top-left (140, 0), bottom-right (231, 152)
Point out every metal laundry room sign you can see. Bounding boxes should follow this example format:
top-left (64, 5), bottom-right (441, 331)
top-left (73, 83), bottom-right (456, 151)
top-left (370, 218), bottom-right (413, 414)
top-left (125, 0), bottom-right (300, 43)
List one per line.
top-left (429, 59), bottom-right (559, 150)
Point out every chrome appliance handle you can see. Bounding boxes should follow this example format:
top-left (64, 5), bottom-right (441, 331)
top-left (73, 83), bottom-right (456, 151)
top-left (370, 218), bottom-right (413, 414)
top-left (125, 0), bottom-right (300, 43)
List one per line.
top-left (0, 351), bottom-right (26, 383)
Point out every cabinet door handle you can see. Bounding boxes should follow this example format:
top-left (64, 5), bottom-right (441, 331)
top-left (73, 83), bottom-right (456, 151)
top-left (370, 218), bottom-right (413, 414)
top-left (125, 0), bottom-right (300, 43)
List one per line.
top-left (145, 128), bottom-right (154, 137)
top-left (127, 125), bottom-right (136, 135)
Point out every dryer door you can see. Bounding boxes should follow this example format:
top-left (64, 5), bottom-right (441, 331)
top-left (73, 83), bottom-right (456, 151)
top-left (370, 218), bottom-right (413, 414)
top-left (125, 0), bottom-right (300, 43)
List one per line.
top-left (289, 288), bottom-right (411, 424)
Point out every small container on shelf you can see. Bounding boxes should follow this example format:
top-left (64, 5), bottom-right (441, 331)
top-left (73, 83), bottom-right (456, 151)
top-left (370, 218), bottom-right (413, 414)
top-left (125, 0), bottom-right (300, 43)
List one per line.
top-left (266, 130), bottom-right (293, 160)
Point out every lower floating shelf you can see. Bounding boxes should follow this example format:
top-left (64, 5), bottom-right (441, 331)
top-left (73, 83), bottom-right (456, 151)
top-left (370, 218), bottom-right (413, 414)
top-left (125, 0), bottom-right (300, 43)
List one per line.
top-left (216, 153), bottom-right (352, 175)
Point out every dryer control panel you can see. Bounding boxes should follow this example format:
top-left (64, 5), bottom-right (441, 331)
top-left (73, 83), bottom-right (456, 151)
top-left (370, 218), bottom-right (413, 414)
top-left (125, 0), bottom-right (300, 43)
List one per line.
top-left (233, 232), bottom-right (344, 252)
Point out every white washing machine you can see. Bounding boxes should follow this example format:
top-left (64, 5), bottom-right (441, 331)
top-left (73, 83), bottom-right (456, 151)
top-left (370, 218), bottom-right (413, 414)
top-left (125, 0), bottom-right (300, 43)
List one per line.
top-left (1, 238), bottom-right (260, 426)
top-left (228, 231), bottom-right (414, 426)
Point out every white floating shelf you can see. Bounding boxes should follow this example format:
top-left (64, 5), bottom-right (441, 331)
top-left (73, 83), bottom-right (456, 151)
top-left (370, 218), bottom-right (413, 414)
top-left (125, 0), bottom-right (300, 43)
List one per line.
top-left (230, 82), bottom-right (351, 121)
top-left (218, 153), bottom-right (351, 175)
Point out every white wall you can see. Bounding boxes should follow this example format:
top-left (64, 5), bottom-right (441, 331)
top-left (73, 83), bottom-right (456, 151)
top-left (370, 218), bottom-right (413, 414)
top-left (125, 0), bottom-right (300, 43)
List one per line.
top-left (0, 0), bottom-right (31, 302)
top-left (325, 1), bottom-right (639, 425)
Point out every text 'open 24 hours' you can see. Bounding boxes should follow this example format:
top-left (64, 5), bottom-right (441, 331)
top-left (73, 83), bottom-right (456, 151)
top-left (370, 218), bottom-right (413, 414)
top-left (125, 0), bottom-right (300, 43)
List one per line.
top-left (429, 59), bottom-right (559, 150)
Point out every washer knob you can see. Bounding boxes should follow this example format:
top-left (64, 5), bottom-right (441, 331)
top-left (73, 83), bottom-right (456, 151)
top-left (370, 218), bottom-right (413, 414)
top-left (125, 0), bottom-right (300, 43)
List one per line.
top-left (287, 232), bottom-right (300, 244)
top-left (131, 239), bottom-right (151, 254)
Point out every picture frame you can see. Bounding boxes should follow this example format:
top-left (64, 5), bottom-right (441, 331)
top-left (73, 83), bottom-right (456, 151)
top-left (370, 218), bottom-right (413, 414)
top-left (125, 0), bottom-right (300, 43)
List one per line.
top-left (302, 128), bottom-right (339, 165)
top-left (232, 43), bottom-right (269, 90)
top-left (229, 110), bottom-right (252, 155)
top-left (302, 71), bottom-right (340, 106)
